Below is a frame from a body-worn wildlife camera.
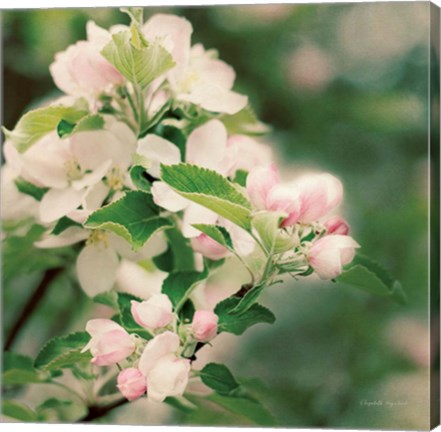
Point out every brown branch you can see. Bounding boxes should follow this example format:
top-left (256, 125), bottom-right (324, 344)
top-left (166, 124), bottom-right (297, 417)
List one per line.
top-left (78, 397), bottom-right (129, 423)
top-left (4, 267), bottom-right (63, 351)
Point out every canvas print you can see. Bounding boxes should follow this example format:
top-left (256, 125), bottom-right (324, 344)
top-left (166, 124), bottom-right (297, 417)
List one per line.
top-left (1, 2), bottom-right (440, 430)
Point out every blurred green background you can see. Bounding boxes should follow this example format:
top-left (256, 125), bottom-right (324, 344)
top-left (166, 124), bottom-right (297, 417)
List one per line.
top-left (2, 3), bottom-right (438, 429)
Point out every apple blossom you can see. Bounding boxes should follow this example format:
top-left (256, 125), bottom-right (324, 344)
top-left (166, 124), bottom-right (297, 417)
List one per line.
top-left (138, 331), bottom-right (191, 402)
top-left (50, 21), bottom-right (124, 99)
top-left (82, 319), bottom-right (135, 366)
top-left (117, 368), bottom-right (147, 401)
top-left (307, 234), bottom-right (360, 280)
top-left (131, 294), bottom-right (174, 330)
top-left (192, 310), bottom-right (219, 342)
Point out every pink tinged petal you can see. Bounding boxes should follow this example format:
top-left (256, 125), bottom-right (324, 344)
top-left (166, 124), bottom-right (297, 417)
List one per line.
top-left (85, 318), bottom-right (125, 338)
top-left (225, 221), bottom-right (256, 256)
top-left (76, 244), bottom-right (119, 297)
top-left (191, 234), bottom-right (229, 261)
top-left (117, 368), bottom-right (147, 401)
top-left (106, 121), bottom-right (137, 165)
top-left (86, 20), bottom-right (112, 45)
top-left (146, 355), bottom-right (191, 402)
top-left (266, 184), bottom-right (301, 227)
top-left (3, 140), bottom-right (23, 175)
top-left (182, 203), bottom-right (218, 238)
top-left (246, 164), bottom-right (281, 210)
top-left (130, 294), bottom-right (173, 330)
top-left (39, 187), bottom-right (84, 223)
top-left (151, 181), bottom-right (189, 212)
top-left (295, 174), bottom-right (343, 223)
top-left (116, 260), bottom-right (167, 300)
top-left (71, 160), bottom-right (112, 191)
top-left (138, 331), bottom-right (180, 376)
top-left (324, 216), bottom-right (350, 235)
top-left (136, 135), bottom-right (181, 178)
top-left (91, 329), bottom-right (135, 366)
top-left (185, 119), bottom-right (228, 172)
top-left (192, 310), bottom-right (219, 342)
top-left (34, 227), bottom-right (89, 249)
top-left (307, 234), bottom-right (360, 280)
top-left (182, 83), bottom-right (248, 115)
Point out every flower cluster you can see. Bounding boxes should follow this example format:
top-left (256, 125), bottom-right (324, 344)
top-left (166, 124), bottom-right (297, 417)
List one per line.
top-left (82, 297), bottom-right (218, 402)
top-left (2, 9), bottom-right (360, 407)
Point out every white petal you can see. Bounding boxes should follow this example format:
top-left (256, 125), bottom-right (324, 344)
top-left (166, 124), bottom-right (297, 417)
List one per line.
top-left (182, 84), bottom-right (248, 115)
top-left (76, 244), bottom-right (119, 296)
top-left (136, 135), bottom-right (181, 178)
top-left (151, 181), bottom-right (189, 212)
top-left (22, 133), bottom-right (70, 188)
top-left (186, 119), bottom-right (228, 172)
top-left (116, 260), bottom-right (167, 300)
top-left (72, 159), bottom-right (112, 191)
top-left (82, 181), bottom-right (110, 211)
top-left (39, 187), bottom-right (84, 223)
top-left (138, 331), bottom-right (180, 376)
top-left (182, 203), bottom-right (218, 238)
top-left (35, 227), bottom-right (89, 249)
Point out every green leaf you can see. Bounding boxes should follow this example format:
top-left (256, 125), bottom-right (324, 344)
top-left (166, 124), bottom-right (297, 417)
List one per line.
top-left (139, 101), bottom-right (172, 137)
top-left (3, 352), bottom-right (48, 385)
top-left (2, 400), bottom-right (38, 422)
top-left (3, 105), bottom-right (88, 152)
top-left (14, 178), bottom-right (48, 201)
top-left (220, 106), bottom-right (271, 136)
top-left (51, 217), bottom-right (82, 235)
top-left (161, 163), bottom-right (252, 230)
top-left (117, 293), bottom-right (153, 339)
top-left (85, 191), bottom-right (174, 250)
top-left (192, 224), bottom-right (234, 251)
top-left (59, 114), bottom-right (105, 138)
top-left (162, 270), bottom-right (208, 309)
top-left (129, 165), bottom-right (152, 192)
top-left (215, 298), bottom-right (275, 335)
top-left (338, 254), bottom-right (406, 304)
top-left (199, 363), bottom-right (240, 396)
top-left (57, 119), bottom-right (75, 137)
top-left (93, 291), bottom-right (118, 309)
top-left (34, 332), bottom-right (91, 371)
top-left (233, 169), bottom-right (248, 187)
top-left (37, 398), bottom-right (72, 412)
top-left (230, 283), bottom-right (266, 315)
top-left (207, 393), bottom-right (276, 426)
top-left (101, 31), bottom-right (175, 90)
top-left (252, 211), bottom-right (295, 254)
top-left (164, 396), bottom-right (197, 413)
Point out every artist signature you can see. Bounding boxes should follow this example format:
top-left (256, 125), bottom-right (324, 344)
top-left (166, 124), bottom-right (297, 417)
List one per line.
top-left (359, 399), bottom-right (408, 407)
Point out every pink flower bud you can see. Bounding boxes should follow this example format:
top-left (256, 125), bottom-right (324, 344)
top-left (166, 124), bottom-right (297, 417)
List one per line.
top-left (117, 368), bottom-right (147, 401)
top-left (246, 164), bottom-right (280, 210)
top-left (307, 234), bottom-right (360, 280)
top-left (191, 234), bottom-right (230, 260)
top-left (192, 310), bottom-right (219, 342)
top-left (324, 216), bottom-right (350, 235)
top-left (82, 319), bottom-right (135, 366)
top-left (131, 294), bottom-right (173, 330)
top-left (293, 174), bottom-right (343, 223)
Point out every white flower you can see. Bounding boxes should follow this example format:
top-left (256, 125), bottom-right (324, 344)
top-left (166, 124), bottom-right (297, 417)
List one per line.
top-left (138, 331), bottom-right (190, 402)
top-left (143, 14), bottom-right (247, 115)
top-left (17, 118), bottom-right (136, 224)
top-left (50, 21), bottom-right (126, 99)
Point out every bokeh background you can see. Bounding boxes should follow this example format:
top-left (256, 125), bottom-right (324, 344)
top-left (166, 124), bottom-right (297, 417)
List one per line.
top-left (2, 3), bottom-right (439, 429)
